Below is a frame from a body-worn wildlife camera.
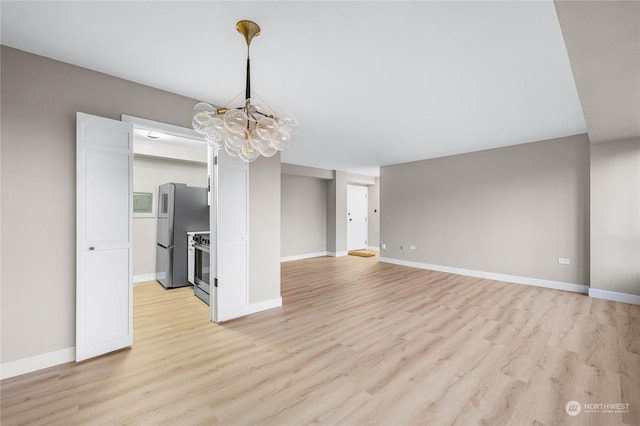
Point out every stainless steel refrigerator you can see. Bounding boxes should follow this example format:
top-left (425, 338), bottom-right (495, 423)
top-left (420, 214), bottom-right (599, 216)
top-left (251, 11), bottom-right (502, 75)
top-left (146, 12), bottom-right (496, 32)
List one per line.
top-left (156, 183), bottom-right (209, 289)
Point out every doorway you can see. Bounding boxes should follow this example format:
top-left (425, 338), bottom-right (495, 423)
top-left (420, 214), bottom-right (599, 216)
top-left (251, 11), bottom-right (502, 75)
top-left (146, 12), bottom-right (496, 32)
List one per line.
top-left (347, 185), bottom-right (368, 251)
top-left (132, 133), bottom-right (209, 285)
top-left (124, 115), bottom-right (250, 324)
top-left (123, 115), bottom-right (215, 322)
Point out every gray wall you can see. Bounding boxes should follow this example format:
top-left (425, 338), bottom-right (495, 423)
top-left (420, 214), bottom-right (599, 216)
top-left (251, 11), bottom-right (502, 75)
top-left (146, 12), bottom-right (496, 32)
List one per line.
top-left (132, 156), bottom-right (207, 278)
top-left (0, 46), bottom-right (281, 364)
top-left (381, 134), bottom-right (590, 285)
top-left (281, 168), bottom-right (380, 257)
top-left (281, 174), bottom-right (327, 257)
top-left (368, 177), bottom-right (381, 248)
top-left (554, 1), bottom-right (640, 144)
top-left (328, 171), bottom-right (348, 254)
top-left (591, 138), bottom-right (640, 296)
top-left (326, 176), bottom-right (337, 253)
top-left (554, 1), bottom-right (639, 298)
top-left (248, 154), bottom-right (282, 304)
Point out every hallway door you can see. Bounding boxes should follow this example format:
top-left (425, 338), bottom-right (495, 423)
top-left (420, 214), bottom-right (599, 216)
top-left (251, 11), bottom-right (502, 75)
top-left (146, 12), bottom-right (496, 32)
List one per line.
top-left (347, 185), bottom-right (368, 251)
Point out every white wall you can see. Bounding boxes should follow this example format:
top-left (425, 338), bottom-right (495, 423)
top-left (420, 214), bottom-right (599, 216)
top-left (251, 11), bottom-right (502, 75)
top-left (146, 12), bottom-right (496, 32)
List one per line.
top-left (132, 155), bottom-right (207, 279)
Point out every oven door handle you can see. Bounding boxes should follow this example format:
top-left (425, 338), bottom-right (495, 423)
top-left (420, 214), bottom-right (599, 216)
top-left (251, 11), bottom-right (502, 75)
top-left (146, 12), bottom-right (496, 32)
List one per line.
top-left (193, 243), bottom-right (210, 252)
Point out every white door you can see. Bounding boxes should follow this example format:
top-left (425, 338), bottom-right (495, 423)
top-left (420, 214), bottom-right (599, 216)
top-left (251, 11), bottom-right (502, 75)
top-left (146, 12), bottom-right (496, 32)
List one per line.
top-left (76, 112), bottom-right (133, 362)
top-left (347, 185), bottom-right (368, 251)
top-left (214, 153), bottom-right (248, 322)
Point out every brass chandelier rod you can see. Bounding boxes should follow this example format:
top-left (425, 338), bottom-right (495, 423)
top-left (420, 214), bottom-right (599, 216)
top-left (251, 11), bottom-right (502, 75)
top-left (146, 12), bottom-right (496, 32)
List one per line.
top-left (246, 45), bottom-right (251, 101)
top-left (237, 20), bottom-right (261, 103)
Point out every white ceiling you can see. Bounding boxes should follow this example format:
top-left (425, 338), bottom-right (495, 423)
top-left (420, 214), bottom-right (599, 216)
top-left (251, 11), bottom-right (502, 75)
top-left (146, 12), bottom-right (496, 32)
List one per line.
top-left (1, 1), bottom-right (586, 176)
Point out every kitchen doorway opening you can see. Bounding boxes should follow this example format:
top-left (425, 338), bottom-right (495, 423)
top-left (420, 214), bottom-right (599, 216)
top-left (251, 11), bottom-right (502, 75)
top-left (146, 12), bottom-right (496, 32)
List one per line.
top-left (123, 115), bottom-right (215, 323)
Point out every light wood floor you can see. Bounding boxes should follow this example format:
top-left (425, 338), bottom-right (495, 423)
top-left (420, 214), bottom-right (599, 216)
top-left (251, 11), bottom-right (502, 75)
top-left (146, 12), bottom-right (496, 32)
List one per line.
top-left (2, 256), bottom-right (639, 425)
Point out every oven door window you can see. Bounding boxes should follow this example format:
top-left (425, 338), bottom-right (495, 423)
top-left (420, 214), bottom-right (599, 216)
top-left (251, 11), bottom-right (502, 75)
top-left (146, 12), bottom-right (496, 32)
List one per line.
top-left (194, 245), bottom-right (210, 286)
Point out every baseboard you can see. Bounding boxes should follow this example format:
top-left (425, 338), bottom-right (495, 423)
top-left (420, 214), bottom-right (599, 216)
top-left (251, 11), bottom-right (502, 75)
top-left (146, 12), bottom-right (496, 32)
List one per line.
top-left (134, 273), bottom-right (157, 284)
top-left (219, 297), bottom-right (283, 321)
top-left (327, 251), bottom-right (349, 257)
top-left (379, 257), bottom-right (589, 294)
top-left (247, 297), bottom-right (283, 314)
top-left (589, 288), bottom-right (640, 305)
top-left (1, 347), bottom-right (75, 380)
top-left (367, 246), bottom-right (380, 251)
top-left (281, 252), bottom-right (328, 262)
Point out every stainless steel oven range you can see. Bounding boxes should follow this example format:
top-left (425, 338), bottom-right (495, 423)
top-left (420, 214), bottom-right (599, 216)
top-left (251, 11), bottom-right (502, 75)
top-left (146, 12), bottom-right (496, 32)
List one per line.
top-left (192, 233), bottom-right (211, 305)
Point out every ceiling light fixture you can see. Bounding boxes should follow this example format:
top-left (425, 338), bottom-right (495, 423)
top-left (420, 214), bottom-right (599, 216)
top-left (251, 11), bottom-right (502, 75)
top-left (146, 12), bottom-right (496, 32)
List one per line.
top-left (192, 20), bottom-right (298, 162)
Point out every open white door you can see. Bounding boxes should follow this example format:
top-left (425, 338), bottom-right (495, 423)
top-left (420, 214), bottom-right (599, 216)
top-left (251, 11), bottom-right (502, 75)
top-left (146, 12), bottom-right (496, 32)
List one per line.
top-left (347, 185), bottom-right (368, 251)
top-left (76, 112), bottom-right (133, 362)
top-left (214, 153), bottom-right (248, 322)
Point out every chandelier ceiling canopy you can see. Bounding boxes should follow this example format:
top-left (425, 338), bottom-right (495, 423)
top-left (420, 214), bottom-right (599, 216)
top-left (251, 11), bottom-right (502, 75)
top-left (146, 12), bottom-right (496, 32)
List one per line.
top-left (192, 20), bottom-right (298, 162)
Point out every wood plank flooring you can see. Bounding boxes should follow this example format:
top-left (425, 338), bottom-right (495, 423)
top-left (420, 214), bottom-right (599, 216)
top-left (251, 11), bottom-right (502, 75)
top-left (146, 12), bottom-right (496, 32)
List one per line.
top-left (2, 256), bottom-right (639, 425)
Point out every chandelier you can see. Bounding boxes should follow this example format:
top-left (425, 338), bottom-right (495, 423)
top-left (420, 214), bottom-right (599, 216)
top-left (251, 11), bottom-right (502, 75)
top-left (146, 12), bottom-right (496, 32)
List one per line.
top-left (192, 20), bottom-right (298, 162)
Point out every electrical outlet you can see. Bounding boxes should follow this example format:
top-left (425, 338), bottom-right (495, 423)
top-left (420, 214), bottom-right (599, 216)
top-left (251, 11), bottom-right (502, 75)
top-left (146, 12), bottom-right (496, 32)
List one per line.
top-left (409, 245), bottom-right (416, 250)
top-left (381, 243), bottom-right (386, 250)
top-left (558, 258), bottom-right (570, 265)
